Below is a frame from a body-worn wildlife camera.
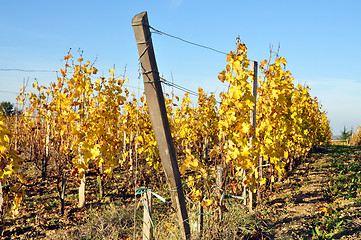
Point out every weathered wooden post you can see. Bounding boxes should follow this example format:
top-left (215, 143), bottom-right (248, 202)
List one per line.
top-left (0, 182), bottom-right (3, 215)
top-left (60, 172), bottom-right (66, 214)
top-left (198, 135), bottom-right (208, 239)
top-left (197, 203), bottom-right (204, 239)
top-left (78, 170), bottom-right (86, 208)
top-left (216, 165), bottom-right (224, 221)
top-left (243, 170), bottom-right (247, 207)
top-left (97, 163), bottom-right (104, 199)
top-left (78, 85), bottom-right (86, 208)
top-left (143, 191), bottom-right (153, 240)
top-left (257, 155), bottom-right (263, 201)
top-left (248, 61), bottom-right (258, 211)
top-left (44, 111), bottom-right (50, 181)
top-left (132, 11), bottom-right (191, 239)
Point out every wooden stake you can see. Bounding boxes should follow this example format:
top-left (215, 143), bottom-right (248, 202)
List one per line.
top-left (98, 163), bottom-right (104, 199)
top-left (60, 172), bottom-right (67, 215)
top-left (197, 203), bottom-right (203, 239)
top-left (202, 136), bottom-right (208, 162)
top-left (78, 174), bottom-right (86, 208)
top-left (257, 155), bottom-right (263, 201)
top-left (14, 103), bottom-right (18, 151)
top-left (249, 61), bottom-right (258, 211)
top-left (243, 173), bottom-right (247, 206)
top-left (250, 61), bottom-right (258, 138)
top-left (216, 165), bottom-right (224, 221)
top-left (143, 191), bottom-right (153, 240)
top-left (0, 182), bottom-right (3, 215)
top-left (132, 11), bottom-right (190, 239)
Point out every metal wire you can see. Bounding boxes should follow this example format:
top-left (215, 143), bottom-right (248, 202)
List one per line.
top-left (161, 77), bottom-right (199, 97)
top-left (149, 26), bottom-right (228, 56)
top-left (0, 68), bottom-right (58, 73)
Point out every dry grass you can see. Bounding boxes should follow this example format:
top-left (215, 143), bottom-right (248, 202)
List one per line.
top-left (52, 203), bottom-right (140, 240)
top-left (50, 198), bottom-right (270, 240)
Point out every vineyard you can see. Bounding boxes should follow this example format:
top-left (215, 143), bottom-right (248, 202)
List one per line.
top-left (0, 13), bottom-right (340, 239)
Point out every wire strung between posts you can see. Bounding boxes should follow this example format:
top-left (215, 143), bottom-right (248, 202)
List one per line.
top-left (148, 24), bottom-right (259, 64)
top-left (160, 77), bottom-right (199, 97)
top-left (149, 25), bottom-right (228, 56)
top-left (160, 77), bottom-right (222, 104)
top-left (0, 90), bottom-right (19, 94)
top-left (0, 68), bottom-right (58, 73)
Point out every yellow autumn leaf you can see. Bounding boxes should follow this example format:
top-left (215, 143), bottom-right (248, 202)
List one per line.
top-left (270, 175), bottom-right (275, 183)
top-left (245, 99), bottom-right (254, 109)
top-left (201, 199), bottom-right (213, 207)
top-left (278, 57), bottom-right (287, 66)
top-left (241, 122), bottom-right (251, 134)
top-left (259, 177), bottom-right (267, 185)
top-left (260, 60), bottom-right (268, 69)
top-left (90, 146), bottom-right (100, 159)
top-left (0, 145), bottom-right (7, 154)
top-left (104, 168), bottom-right (113, 175)
top-left (320, 206), bottom-right (333, 214)
top-left (179, 164), bottom-right (186, 175)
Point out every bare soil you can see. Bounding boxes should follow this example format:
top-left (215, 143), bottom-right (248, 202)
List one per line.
top-left (260, 146), bottom-right (361, 239)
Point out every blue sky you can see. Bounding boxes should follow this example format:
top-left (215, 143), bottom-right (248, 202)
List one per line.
top-left (1, 0), bottom-right (360, 135)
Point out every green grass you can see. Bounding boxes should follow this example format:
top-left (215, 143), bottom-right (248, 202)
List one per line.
top-left (312, 206), bottom-right (345, 239)
top-left (311, 145), bottom-right (361, 239)
top-left (328, 145), bottom-right (361, 200)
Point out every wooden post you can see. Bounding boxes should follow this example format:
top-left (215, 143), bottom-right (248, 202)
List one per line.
top-left (197, 203), bottom-right (203, 239)
top-left (123, 131), bottom-right (126, 162)
top-left (43, 111), bottom-right (50, 182)
top-left (0, 182), bottom-right (3, 215)
top-left (257, 155), bottom-right (263, 200)
top-left (216, 165), bottom-right (224, 221)
top-left (143, 191), bottom-right (153, 240)
top-left (78, 88), bottom-right (86, 208)
top-left (132, 11), bottom-right (191, 239)
top-left (45, 111), bottom-right (50, 160)
top-left (202, 136), bottom-right (208, 162)
top-left (248, 61), bottom-right (258, 211)
top-left (78, 174), bottom-right (86, 208)
top-left (14, 103), bottom-right (18, 151)
top-left (198, 136), bottom-right (207, 239)
top-left (242, 171), bottom-right (247, 206)
top-left (60, 172), bottom-right (67, 215)
top-left (250, 61), bottom-right (258, 139)
top-left (216, 165), bottom-right (224, 190)
top-left (98, 163), bottom-right (104, 199)
top-left (129, 131), bottom-right (133, 169)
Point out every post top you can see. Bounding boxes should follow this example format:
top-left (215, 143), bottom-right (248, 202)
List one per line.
top-left (132, 11), bottom-right (148, 24)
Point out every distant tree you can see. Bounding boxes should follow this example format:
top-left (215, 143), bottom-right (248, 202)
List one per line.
top-left (0, 101), bottom-right (14, 116)
top-left (340, 126), bottom-right (352, 141)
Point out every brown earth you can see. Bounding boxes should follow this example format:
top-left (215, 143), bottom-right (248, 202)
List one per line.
top-left (260, 147), bottom-right (361, 239)
top-left (2, 145), bottom-right (361, 239)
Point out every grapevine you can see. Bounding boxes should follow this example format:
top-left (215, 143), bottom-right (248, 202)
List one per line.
top-left (2, 40), bottom-right (332, 229)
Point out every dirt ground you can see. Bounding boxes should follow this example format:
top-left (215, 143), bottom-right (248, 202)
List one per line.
top-left (2, 145), bottom-right (361, 239)
top-left (260, 146), bottom-right (361, 239)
